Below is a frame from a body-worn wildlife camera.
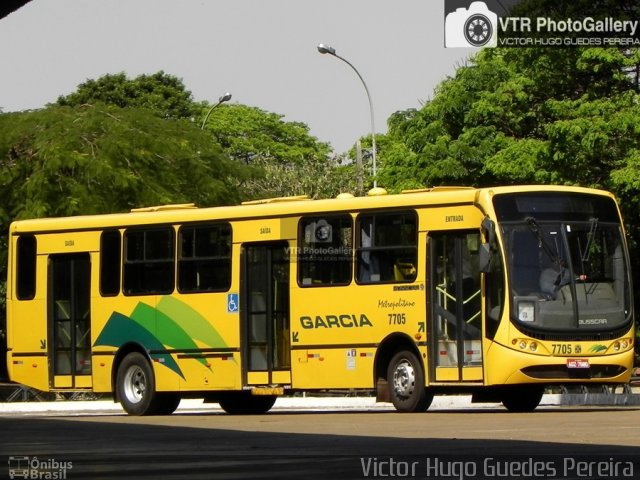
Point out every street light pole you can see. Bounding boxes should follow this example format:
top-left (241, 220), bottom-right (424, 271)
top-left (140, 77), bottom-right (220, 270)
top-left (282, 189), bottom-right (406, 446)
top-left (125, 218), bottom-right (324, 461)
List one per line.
top-left (317, 43), bottom-right (377, 188)
top-left (201, 92), bottom-right (232, 129)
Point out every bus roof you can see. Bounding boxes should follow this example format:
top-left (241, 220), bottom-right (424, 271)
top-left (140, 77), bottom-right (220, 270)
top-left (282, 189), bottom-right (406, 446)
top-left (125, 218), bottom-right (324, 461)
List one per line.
top-left (8, 185), bottom-right (615, 234)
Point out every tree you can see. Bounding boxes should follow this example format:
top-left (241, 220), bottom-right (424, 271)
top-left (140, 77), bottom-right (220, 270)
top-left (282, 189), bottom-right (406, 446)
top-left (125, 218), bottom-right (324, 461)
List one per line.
top-left (56, 71), bottom-right (198, 119)
top-left (57, 71), bottom-right (351, 199)
top-left (0, 104), bottom-right (242, 220)
top-left (201, 103), bottom-right (355, 198)
top-left (381, 45), bottom-right (640, 190)
top-left (240, 153), bottom-right (360, 200)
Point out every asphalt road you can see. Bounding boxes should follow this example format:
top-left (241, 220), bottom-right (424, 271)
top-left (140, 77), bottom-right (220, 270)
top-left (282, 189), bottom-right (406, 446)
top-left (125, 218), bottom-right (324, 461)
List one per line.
top-left (1, 403), bottom-right (639, 480)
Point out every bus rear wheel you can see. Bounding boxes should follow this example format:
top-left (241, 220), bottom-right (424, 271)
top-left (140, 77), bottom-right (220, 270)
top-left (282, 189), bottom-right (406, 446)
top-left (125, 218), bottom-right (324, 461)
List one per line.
top-left (218, 392), bottom-right (277, 415)
top-left (116, 352), bottom-right (162, 416)
top-left (387, 350), bottom-right (433, 413)
top-left (501, 385), bottom-right (544, 412)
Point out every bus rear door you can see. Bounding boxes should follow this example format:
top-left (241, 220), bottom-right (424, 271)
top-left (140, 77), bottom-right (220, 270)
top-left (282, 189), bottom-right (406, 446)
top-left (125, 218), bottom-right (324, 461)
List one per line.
top-left (48, 253), bottom-right (92, 389)
top-left (241, 242), bottom-right (291, 387)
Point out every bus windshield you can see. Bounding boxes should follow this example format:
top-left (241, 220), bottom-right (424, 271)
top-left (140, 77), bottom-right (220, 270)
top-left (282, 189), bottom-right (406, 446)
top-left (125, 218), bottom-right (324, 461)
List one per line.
top-left (494, 192), bottom-right (632, 335)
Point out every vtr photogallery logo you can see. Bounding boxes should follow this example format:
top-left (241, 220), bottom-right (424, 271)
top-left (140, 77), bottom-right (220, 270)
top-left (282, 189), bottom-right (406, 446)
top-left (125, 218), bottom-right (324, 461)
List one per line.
top-left (445, 1), bottom-right (498, 48)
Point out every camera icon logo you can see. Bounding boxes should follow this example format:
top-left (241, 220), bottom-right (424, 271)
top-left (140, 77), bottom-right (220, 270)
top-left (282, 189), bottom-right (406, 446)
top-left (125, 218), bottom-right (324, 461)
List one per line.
top-left (445, 1), bottom-right (498, 48)
top-left (305, 219), bottom-right (332, 244)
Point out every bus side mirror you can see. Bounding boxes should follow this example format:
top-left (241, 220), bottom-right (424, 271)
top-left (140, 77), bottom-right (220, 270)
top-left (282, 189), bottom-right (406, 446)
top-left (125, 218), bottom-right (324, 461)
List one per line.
top-left (481, 217), bottom-right (495, 245)
top-left (479, 242), bottom-right (492, 273)
top-left (479, 217), bottom-right (496, 273)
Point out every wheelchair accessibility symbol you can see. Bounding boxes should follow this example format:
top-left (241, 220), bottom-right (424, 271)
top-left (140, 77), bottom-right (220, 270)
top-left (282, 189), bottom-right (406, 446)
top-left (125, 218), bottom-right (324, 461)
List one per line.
top-left (227, 293), bottom-right (239, 313)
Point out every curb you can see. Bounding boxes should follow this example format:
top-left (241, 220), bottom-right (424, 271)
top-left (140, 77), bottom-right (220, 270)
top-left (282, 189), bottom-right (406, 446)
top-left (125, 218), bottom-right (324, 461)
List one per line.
top-left (1, 393), bottom-right (639, 415)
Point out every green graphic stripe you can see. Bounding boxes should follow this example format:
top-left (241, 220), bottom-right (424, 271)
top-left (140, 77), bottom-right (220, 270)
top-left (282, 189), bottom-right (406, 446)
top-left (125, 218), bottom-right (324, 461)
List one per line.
top-left (94, 297), bottom-right (230, 378)
top-left (94, 312), bottom-right (184, 378)
top-left (157, 296), bottom-right (227, 348)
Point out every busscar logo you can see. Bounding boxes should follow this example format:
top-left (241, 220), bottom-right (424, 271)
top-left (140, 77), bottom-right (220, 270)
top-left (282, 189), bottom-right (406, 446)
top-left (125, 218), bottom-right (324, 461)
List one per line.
top-left (445, 1), bottom-right (498, 48)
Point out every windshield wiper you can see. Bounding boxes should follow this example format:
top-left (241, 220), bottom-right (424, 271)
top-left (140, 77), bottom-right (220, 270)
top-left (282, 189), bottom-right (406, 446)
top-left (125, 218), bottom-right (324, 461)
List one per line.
top-left (525, 216), bottom-right (562, 265)
top-left (581, 217), bottom-right (598, 263)
top-left (577, 217), bottom-right (599, 298)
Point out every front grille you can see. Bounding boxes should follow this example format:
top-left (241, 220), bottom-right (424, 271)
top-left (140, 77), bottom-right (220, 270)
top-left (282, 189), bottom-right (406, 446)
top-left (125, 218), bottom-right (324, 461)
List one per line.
top-left (521, 364), bottom-right (626, 380)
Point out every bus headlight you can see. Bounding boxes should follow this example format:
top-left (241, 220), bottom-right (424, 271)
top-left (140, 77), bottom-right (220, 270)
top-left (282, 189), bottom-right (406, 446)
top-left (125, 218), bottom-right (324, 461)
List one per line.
top-left (518, 301), bottom-right (535, 322)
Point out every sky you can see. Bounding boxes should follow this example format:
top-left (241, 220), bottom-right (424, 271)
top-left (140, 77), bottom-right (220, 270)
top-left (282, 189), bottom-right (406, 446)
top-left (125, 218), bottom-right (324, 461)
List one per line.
top-left (0, 0), bottom-right (474, 153)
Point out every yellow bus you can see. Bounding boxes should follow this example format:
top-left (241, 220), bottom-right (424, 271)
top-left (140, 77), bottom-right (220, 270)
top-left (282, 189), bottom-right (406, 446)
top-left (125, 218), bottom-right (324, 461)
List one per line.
top-left (5, 185), bottom-right (635, 415)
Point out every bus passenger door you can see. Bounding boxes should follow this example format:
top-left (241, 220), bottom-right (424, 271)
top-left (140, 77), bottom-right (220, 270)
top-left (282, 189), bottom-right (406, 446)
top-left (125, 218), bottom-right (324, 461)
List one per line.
top-left (428, 232), bottom-right (483, 382)
top-left (241, 242), bottom-right (291, 386)
top-left (48, 254), bottom-right (92, 389)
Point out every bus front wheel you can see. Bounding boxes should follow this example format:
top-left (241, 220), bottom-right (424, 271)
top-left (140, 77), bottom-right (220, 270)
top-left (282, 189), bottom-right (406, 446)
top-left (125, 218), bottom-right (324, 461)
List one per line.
top-left (387, 350), bottom-right (432, 413)
top-left (501, 385), bottom-right (544, 412)
top-left (116, 352), bottom-right (161, 416)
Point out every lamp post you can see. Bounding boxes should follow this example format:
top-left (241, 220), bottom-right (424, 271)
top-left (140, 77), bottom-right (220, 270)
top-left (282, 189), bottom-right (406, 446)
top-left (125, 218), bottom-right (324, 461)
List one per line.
top-left (317, 43), bottom-right (377, 187)
top-left (201, 92), bottom-right (232, 129)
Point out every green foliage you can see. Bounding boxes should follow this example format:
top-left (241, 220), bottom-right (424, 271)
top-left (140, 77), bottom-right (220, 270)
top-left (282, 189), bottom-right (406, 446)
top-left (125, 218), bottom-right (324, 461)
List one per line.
top-left (0, 104), bottom-right (241, 222)
top-left (202, 103), bottom-right (331, 165)
top-left (56, 71), bottom-right (197, 119)
top-left (382, 45), bottom-right (640, 190)
top-left (241, 155), bottom-right (359, 200)
top-left (201, 103), bottom-right (351, 198)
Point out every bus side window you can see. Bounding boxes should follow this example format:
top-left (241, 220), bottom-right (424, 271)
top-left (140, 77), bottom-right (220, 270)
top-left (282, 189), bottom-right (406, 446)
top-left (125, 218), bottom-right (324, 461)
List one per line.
top-left (16, 235), bottom-right (37, 300)
top-left (100, 230), bottom-right (121, 296)
top-left (123, 228), bottom-right (175, 295)
top-left (356, 211), bottom-right (417, 284)
top-left (178, 223), bottom-right (232, 293)
top-left (298, 215), bottom-right (352, 287)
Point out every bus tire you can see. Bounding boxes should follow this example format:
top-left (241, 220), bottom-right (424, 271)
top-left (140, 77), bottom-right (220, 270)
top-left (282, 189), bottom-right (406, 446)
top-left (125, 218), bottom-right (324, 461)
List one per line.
top-left (387, 350), bottom-right (432, 413)
top-left (116, 352), bottom-right (159, 416)
top-left (218, 392), bottom-right (277, 415)
top-left (501, 385), bottom-right (544, 412)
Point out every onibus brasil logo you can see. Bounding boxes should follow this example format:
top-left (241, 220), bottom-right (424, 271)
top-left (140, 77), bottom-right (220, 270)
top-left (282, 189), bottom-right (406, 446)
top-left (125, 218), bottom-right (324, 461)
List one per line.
top-left (8, 456), bottom-right (73, 479)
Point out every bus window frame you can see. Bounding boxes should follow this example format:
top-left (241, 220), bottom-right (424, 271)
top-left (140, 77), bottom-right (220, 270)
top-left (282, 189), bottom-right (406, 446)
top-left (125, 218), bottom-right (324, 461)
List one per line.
top-left (100, 229), bottom-right (122, 297)
top-left (15, 234), bottom-right (37, 300)
top-left (355, 210), bottom-right (418, 285)
top-left (122, 226), bottom-right (176, 296)
top-left (177, 222), bottom-right (233, 294)
top-left (297, 213), bottom-right (353, 288)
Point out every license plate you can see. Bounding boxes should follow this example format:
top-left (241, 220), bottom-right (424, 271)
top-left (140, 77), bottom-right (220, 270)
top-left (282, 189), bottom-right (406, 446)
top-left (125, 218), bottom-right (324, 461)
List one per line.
top-left (567, 359), bottom-right (590, 369)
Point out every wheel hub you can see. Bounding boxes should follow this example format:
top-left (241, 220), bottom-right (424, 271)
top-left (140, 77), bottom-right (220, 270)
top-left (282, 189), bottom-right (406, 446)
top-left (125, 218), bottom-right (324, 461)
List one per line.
top-left (123, 365), bottom-right (146, 404)
top-left (392, 359), bottom-right (416, 398)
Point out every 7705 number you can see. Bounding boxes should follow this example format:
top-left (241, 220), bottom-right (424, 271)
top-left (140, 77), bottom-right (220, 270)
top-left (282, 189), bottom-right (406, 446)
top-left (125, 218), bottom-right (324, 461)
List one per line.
top-left (552, 343), bottom-right (572, 355)
top-left (388, 313), bottom-right (407, 325)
